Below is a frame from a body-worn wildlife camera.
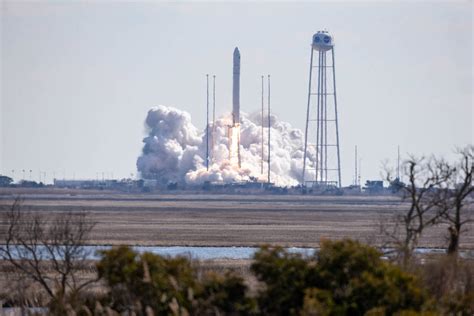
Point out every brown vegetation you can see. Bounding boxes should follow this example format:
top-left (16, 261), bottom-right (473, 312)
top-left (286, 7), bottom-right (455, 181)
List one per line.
top-left (383, 146), bottom-right (474, 264)
top-left (0, 147), bottom-right (472, 314)
top-left (0, 193), bottom-right (471, 249)
top-left (0, 199), bottom-right (97, 313)
top-left (0, 200), bottom-right (473, 315)
top-left (2, 240), bottom-right (472, 315)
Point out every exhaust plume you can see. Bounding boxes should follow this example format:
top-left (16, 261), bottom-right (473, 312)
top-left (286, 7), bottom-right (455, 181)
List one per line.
top-left (137, 105), bottom-right (316, 187)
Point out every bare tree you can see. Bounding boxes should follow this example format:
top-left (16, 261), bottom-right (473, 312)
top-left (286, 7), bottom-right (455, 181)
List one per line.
top-left (0, 198), bottom-right (97, 312)
top-left (440, 146), bottom-right (474, 255)
top-left (384, 156), bottom-right (455, 264)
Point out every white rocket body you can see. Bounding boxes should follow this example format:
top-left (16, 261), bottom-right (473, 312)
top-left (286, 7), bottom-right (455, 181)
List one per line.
top-left (232, 47), bottom-right (240, 125)
top-left (229, 47), bottom-right (241, 168)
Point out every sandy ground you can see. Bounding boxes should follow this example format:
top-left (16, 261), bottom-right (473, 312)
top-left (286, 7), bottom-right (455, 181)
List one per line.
top-left (0, 188), bottom-right (473, 249)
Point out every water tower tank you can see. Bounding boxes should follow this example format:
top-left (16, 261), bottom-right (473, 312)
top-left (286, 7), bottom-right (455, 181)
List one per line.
top-left (312, 31), bottom-right (334, 51)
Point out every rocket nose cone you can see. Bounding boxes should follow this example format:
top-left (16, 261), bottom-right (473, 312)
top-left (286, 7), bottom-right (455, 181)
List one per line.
top-left (234, 47), bottom-right (240, 56)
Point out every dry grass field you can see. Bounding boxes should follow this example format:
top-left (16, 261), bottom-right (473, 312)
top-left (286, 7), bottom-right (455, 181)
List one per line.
top-left (0, 188), bottom-right (473, 249)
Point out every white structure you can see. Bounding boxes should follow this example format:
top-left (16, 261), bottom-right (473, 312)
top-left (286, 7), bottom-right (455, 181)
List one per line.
top-left (312, 32), bottom-right (334, 51)
top-left (232, 47), bottom-right (241, 125)
top-left (302, 31), bottom-right (342, 188)
top-left (228, 47), bottom-right (242, 167)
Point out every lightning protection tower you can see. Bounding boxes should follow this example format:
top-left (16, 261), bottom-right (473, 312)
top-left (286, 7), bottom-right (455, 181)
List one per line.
top-left (302, 31), bottom-right (342, 188)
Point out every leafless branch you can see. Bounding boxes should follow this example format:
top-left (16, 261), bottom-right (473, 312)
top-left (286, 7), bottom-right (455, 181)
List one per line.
top-left (383, 155), bottom-right (455, 264)
top-left (0, 197), bottom-right (97, 309)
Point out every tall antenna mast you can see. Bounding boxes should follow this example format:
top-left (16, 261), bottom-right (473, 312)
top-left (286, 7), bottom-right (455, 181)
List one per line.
top-left (358, 158), bottom-right (362, 187)
top-left (397, 145), bottom-right (400, 180)
top-left (206, 74), bottom-right (209, 171)
top-left (354, 145), bottom-right (358, 186)
top-left (261, 75), bottom-right (264, 175)
top-left (212, 75), bottom-right (216, 162)
top-left (267, 74), bottom-right (271, 184)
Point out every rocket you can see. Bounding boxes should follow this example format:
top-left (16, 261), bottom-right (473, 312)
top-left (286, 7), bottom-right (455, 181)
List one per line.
top-left (232, 47), bottom-right (240, 125)
top-left (229, 47), bottom-right (241, 167)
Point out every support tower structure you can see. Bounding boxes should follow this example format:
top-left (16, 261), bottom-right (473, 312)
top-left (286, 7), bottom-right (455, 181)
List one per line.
top-left (302, 31), bottom-right (342, 188)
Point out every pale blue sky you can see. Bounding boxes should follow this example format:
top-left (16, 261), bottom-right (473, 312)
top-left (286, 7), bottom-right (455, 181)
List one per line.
top-left (1, 0), bottom-right (472, 185)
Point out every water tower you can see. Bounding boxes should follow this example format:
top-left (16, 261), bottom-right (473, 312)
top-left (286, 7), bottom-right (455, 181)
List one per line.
top-left (302, 31), bottom-right (342, 188)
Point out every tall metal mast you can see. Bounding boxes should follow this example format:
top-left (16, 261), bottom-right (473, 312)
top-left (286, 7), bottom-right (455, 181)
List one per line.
top-left (397, 145), bottom-right (400, 180)
top-left (261, 75), bottom-right (264, 175)
top-left (358, 158), bottom-right (362, 187)
top-left (302, 31), bottom-right (342, 188)
top-left (206, 74), bottom-right (209, 171)
top-left (267, 74), bottom-right (271, 184)
top-left (332, 47), bottom-right (342, 186)
top-left (354, 145), bottom-right (358, 186)
top-left (302, 48), bottom-right (314, 184)
top-left (212, 75), bottom-right (216, 162)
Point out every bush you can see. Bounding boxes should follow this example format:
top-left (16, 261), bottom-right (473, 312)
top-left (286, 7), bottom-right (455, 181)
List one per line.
top-left (196, 271), bottom-right (256, 315)
top-left (97, 246), bottom-right (196, 313)
top-left (314, 239), bottom-right (426, 315)
top-left (421, 255), bottom-right (474, 315)
top-left (96, 246), bottom-right (256, 315)
top-left (251, 239), bottom-right (427, 316)
top-left (88, 241), bottom-right (472, 315)
top-left (251, 245), bottom-right (310, 315)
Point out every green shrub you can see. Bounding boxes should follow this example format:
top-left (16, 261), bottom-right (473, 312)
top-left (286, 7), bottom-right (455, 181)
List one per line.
top-left (96, 246), bottom-right (255, 315)
top-left (315, 239), bottom-right (426, 315)
top-left (96, 245), bottom-right (138, 286)
top-left (251, 245), bottom-right (311, 315)
top-left (97, 246), bottom-right (197, 313)
top-left (251, 239), bottom-right (427, 316)
top-left (301, 288), bottom-right (334, 316)
top-left (94, 241), bottom-right (471, 315)
top-left (196, 271), bottom-right (257, 315)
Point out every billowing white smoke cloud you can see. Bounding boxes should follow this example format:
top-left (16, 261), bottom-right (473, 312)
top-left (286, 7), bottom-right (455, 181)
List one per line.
top-left (137, 105), bottom-right (316, 187)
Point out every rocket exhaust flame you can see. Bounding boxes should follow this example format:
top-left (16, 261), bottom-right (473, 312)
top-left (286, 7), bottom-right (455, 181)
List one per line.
top-left (228, 124), bottom-right (241, 168)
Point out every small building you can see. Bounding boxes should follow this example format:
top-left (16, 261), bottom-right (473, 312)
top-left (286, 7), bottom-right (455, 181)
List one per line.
top-left (364, 180), bottom-right (384, 194)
